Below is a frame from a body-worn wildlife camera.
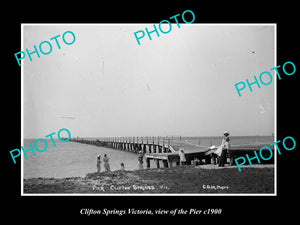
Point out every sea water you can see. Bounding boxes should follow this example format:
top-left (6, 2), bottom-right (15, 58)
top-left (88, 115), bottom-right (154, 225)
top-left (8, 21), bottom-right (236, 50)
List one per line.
top-left (179, 135), bottom-right (274, 147)
top-left (23, 139), bottom-right (139, 179)
top-left (23, 136), bottom-right (273, 179)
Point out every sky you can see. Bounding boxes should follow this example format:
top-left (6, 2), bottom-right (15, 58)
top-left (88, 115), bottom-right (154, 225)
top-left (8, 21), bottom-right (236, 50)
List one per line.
top-left (23, 24), bottom-right (275, 138)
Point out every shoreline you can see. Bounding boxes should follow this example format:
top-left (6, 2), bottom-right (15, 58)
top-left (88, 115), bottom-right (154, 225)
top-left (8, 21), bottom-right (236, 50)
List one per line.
top-left (23, 164), bottom-right (274, 194)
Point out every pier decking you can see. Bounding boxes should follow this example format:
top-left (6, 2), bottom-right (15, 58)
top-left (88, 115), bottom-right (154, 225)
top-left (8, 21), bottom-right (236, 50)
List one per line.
top-left (70, 137), bottom-right (274, 168)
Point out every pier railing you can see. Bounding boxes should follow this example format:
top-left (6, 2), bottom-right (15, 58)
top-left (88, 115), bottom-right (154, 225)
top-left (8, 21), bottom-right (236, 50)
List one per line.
top-left (70, 136), bottom-right (176, 154)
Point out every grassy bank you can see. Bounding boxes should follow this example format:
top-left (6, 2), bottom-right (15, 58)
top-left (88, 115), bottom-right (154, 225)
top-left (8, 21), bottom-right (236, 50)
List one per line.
top-left (23, 165), bottom-right (274, 194)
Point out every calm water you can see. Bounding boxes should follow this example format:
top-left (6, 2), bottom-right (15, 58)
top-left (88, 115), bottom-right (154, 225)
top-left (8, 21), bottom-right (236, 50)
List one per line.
top-left (179, 135), bottom-right (274, 147)
top-left (23, 139), bottom-right (140, 179)
top-left (23, 136), bottom-right (273, 179)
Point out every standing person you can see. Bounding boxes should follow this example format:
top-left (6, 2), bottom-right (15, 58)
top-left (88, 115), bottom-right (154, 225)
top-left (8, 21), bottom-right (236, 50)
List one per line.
top-left (138, 151), bottom-right (144, 170)
top-left (120, 162), bottom-right (125, 171)
top-left (96, 155), bottom-right (101, 173)
top-left (179, 148), bottom-right (186, 165)
top-left (219, 131), bottom-right (231, 167)
top-left (103, 154), bottom-right (111, 172)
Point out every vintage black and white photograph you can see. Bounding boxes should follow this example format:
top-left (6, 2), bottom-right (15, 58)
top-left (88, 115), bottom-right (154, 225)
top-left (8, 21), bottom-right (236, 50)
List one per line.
top-left (21, 24), bottom-right (276, 195)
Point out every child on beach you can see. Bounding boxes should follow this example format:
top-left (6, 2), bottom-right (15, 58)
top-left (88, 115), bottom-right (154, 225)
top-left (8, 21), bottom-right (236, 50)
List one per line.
top-left (103, 154), bottom-right (111, 172)
top-left (120, 162), bottom-right (125, 170)
top-left (96, 155), bottom-right (101, 173)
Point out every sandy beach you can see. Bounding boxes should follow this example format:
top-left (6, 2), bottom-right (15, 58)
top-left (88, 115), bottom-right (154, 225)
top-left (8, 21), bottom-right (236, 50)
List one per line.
top-left (23, 164), bottom-right (274, 194)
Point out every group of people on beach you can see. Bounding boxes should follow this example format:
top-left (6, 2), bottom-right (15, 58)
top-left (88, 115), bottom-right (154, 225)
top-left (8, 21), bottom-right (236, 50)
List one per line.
top-left (178, 131), bottom-right (231, 167)
top-left (96, 151), bottom-right (144, 173)
top-left (96, 154), bottom-right (111, 173)
top-left (96, 131), bottom-right (231, 172)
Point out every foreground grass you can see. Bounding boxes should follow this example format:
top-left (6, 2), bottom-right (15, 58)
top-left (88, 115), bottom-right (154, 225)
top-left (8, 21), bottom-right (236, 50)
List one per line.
top-left (23, 165), bottom-right (274, 194)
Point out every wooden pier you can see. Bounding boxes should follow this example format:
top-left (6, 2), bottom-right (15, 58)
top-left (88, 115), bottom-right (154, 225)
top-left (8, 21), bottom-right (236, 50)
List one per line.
top-left (70, 137), bottom-right (274, 168)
